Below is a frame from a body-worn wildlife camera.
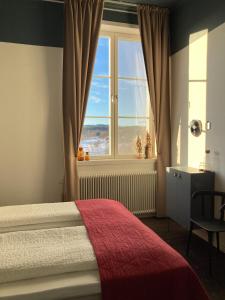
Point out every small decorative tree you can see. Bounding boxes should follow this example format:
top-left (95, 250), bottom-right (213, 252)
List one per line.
top-left (146, 132), bottom-right (151, 147)
top-left (136, 136), bottom-right (143, 159)
top-left (145, 131), bottom-right (152, 159)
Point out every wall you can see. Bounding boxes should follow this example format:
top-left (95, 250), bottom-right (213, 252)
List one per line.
top-left (170, 0), bottom-right (225, 249)
top-left (0, 42), bottom-right (64, 206)
top-left (0, 0), bottom-right (137, 49)
top-left (0, 0), bottom-right (137, 206)
top-left (0, 0), bottom-right (65, 206)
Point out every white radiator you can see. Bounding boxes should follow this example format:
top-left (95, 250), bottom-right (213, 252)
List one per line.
top-left (79, 172), bottom-right (157, 215)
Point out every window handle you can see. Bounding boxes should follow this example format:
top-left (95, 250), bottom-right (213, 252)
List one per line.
top-left (111, 95), bottom-right (118, 103)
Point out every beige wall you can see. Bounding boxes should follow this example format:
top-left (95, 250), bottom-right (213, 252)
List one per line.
top-left (0, 42), bottom-right (64, 206)
top-left (171, 22), bottom-right (225, 250)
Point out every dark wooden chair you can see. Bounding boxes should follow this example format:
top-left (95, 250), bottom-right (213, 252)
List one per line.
top-left (186, 190), bottom-right (225, 275)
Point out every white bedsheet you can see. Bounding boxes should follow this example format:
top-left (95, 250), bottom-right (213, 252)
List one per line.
top-left (0, 202), bottom-right (82, 233)
top-left (0, 226), bottom-right (98, 284)
top-left (0, 220), bottom-right (83, 234)
top-left (0, 271), bottom-right (101, 300)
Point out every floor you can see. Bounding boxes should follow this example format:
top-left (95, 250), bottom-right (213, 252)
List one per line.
top-left (141, 217), bottom-right (225, 300)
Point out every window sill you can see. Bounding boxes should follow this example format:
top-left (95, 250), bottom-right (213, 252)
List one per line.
top-left (78, 158), bottom-right (157, 176)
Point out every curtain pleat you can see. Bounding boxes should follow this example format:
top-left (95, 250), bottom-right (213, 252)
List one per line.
top-left (63, 0), bottom-right (104, 201)
top-left (137, 5), bottom-right (171, 216)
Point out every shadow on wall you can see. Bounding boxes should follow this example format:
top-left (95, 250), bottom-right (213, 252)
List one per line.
top-left (43, 47), bottom-right (64, 203)
top-left (171, 44), bottom-right (189, 167)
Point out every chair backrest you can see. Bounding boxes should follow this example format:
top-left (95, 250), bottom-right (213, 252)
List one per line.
top-left (192, 191), bottom-right (225, 221)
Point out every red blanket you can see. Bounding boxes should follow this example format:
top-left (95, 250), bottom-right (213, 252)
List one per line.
top-left (76, 199), bottom-right (209, 300)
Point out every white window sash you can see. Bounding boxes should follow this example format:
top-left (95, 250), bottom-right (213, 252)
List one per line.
top-left (82, 26), bottom-right (155, 159)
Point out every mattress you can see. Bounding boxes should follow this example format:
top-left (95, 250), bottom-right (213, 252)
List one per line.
top-left (0, 271), bottom-right (101, 300)
top-left (0, 201), bottom-right (83, 233)
top-left (0, 225), bottom-right (101, 299)
top-left (0, 226), bottom-right (98, 284)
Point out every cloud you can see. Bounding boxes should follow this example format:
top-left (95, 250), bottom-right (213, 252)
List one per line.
top-left (91, 78), bottom-right (109, 89)
top-left (90, 95), bottom-right (102, 104)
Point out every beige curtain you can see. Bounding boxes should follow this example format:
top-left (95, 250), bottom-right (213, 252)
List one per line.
top-left (63, 0), bottom-right (104, 201)
top-left (137, 5), bottom-right (171, 217)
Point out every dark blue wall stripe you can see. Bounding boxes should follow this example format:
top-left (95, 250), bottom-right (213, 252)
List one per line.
top-left (0, 0), bottom-right (64, 47)
top-left (103, 10), bottom-right (138, 25)
top-left (170, 0), bottom-right (225, 54)
top-left (0, 0), bottom-right (138, 47)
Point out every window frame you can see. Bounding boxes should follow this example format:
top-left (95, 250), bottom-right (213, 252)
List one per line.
top-left (82, 24), bottom-right (155, 160)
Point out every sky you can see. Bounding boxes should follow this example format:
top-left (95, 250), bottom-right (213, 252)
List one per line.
top-left (84, 37), bottom-right (149, 126)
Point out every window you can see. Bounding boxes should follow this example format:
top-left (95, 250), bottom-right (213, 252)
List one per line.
top-left (81, 26), bottom-right (153, 159)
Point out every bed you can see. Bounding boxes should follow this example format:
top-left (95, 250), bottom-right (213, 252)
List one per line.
top-left (0, 201), bottom-right (82, 233)
top-left (0, 199), bottom-right (209, 300)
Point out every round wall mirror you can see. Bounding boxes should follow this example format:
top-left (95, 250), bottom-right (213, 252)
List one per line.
top-left (190, 120), bottom-right (202, 137)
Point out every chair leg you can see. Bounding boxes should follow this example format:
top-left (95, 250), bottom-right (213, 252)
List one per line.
top-left (216, 232), bottom-right (220, 253)
top-left (208, 231), bottom-right (213, 276)
top-left (186, 222), bottom-right (193, 257)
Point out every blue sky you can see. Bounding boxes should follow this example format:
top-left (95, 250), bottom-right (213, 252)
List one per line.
top-left (84, 37), bottom-right (148, 126)
top-left (85, 37), bottom-right (109, 124)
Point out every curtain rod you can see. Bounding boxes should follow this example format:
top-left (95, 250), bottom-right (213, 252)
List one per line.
top-left (41, 0), bottom-right (63, 3)
top-left (105, 8), bottom-right (137, 15)
top-left (42, 0), bottom-right (137, 14)
top-left (41, 0), bottom-right (137, 7)
top-left (105, 1), bottom-right (137, 7)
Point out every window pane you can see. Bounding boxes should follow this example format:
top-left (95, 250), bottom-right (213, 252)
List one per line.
top-left (93, 37), bottom-right (110, 76)
top-left (118, 118), bottom-right (149, 155)
top-left (81, 118), bottom-right (110, 156)
top-left (118, 79), bottom-right (150, 117)
top-left (118, 40), bottom-right (146, 78)
top-left (85, 78), bottom-right (110, 117)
